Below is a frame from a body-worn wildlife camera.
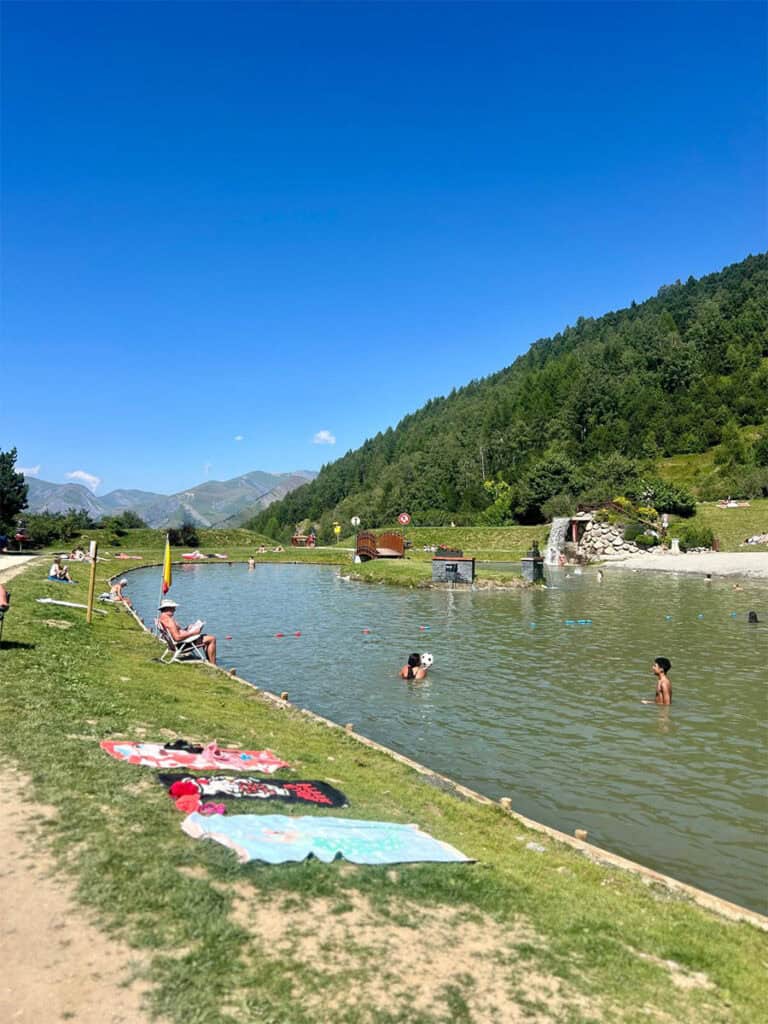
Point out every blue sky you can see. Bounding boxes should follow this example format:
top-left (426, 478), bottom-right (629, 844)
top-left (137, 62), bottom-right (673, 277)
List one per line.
top-left (2, 1), bottom-right (765, 495)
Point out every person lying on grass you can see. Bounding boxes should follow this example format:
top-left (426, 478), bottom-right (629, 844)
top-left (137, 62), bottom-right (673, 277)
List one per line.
top-left (158, 597), bottom-right (217, 664)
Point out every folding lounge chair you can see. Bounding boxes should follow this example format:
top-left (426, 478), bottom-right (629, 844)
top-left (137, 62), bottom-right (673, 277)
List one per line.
top-left (156, 619), bottom-right (207, 664)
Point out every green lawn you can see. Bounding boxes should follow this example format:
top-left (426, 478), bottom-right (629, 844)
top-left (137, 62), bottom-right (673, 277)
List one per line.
top-left (0, 554), bottom-right (765, 1023)
top-left (669, 499), bottom-right (768, 552)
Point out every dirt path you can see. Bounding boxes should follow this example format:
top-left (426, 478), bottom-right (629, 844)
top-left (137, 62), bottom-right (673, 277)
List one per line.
top-left (0, 554), bottom-right (38, 582)
top-left (0, 767), bottom-right (155, 1024)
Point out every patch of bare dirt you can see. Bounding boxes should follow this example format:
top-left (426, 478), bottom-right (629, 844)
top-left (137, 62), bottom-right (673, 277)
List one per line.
top-left (0, 767), bottom-right (156, 1024)
top-left (231, 888), bottom-right (604, 1022)
top-left (632, 950), bottom-right (714, 991)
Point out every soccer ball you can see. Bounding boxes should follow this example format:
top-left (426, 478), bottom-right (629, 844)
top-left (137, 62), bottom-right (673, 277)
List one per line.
top-left (420, 652), bottom-right (434, 668)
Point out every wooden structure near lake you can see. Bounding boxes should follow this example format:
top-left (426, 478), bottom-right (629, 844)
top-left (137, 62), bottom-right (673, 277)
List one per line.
top-left (355, 530), bottom-right (406, 561)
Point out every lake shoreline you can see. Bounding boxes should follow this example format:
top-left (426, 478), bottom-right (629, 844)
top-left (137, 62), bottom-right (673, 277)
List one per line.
top-left (606, 551), bottom-right (768, 578)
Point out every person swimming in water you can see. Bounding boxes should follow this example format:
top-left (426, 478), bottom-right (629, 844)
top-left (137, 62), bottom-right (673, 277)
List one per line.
top-left (399, 653), bottom-right (427, 681)
top-left (642, 657), bottom-right (672, 705)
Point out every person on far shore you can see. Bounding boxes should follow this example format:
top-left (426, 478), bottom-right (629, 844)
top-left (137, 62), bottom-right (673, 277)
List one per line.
top-left (400, 653), bottom-right (427, 681)
top-left (158, 598), bottom-right (217, 664)
top-left (642, 657), bottom-right (672, 705)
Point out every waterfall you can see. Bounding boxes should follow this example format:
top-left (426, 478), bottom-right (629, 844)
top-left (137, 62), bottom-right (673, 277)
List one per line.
top-left (545, 517), bottom-right (571, 565)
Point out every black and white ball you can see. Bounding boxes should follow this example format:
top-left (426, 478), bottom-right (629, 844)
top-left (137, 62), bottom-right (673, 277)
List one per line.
top-left (420, 652), bottom-right (434, 669)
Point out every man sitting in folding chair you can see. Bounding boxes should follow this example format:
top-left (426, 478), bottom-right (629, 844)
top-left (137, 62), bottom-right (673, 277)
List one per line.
top-left (157, 597), bottom-right (217, 664)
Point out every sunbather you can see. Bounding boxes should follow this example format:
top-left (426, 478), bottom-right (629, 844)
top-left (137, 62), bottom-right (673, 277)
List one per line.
top-left (158, 598), bottom-right (217, 664)
top-left (48, 558), bottom-right (74, 583)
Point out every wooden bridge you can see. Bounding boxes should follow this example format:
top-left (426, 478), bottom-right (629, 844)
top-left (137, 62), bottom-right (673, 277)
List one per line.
top-left (355, 530), bottom-right (406, 561)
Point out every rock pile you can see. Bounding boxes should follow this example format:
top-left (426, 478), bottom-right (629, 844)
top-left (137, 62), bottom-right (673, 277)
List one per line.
top-left (578, 520), bottom-right (641, 560)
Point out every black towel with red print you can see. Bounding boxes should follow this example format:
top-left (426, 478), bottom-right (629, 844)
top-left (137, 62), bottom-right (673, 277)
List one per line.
top-left (158, 774), bottom-right (347, 808)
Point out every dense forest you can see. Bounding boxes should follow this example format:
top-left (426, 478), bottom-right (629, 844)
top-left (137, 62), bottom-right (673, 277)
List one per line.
top-left (250, 254), bottom-right (768, 541)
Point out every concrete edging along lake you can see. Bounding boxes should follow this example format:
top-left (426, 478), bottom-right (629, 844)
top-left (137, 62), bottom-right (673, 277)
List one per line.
top-left (116, 560), bottom-right (768, 933)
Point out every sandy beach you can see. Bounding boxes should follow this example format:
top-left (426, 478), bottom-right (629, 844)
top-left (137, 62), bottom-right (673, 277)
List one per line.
top-left (606, 551), bottom-right (768, 579)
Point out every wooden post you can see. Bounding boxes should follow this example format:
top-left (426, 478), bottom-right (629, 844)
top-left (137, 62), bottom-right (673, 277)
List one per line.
top-left (85, 540), bottom-right (98, 624)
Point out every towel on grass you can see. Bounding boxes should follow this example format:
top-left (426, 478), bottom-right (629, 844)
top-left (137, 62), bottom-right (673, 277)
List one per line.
top-left (181, 813), bottom-right (471, 865)
top-left (159, 774), bottom-right (347, 808)
top-left (100, 740), bottom-right (288, 773)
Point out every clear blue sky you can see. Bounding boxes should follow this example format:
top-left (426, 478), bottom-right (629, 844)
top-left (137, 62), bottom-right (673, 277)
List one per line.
top-left (2, 1), bottom-right (765, 496)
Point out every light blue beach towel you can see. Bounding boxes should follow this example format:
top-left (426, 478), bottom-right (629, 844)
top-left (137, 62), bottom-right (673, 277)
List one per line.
top-left (181, 813), bottom-right (471, 865)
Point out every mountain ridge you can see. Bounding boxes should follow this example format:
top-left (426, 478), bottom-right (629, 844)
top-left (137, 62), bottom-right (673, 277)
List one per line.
top-left (24, 468), bottom-right (317, 528)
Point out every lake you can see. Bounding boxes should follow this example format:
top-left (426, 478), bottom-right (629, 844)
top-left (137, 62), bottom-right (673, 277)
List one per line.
top-left (127, 561), bottom-right (767, 914)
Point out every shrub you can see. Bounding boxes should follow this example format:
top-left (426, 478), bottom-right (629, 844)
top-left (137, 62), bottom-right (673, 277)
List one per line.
top-left (631, 478), bottom-right (696, 517)
top-left (635, 534), bottom-right (659, 548)
top-left (636, 505), bottom-right (659, 523)
top-left (676, 523), bottom-right (715, 551)
top-left (168, 522), bottom-right (199, 547)
top-left (541, 492), bottom-right (576, 521)
top-left (623, 521), bottom-right (644, 542)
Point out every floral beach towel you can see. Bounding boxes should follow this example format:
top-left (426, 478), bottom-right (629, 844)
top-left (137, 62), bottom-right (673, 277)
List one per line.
top-left (100, 740), bottom-right (289, 773)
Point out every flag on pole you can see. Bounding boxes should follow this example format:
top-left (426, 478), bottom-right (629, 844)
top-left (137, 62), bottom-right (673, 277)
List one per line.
top-left (162, 535), bottom-right (172, 594)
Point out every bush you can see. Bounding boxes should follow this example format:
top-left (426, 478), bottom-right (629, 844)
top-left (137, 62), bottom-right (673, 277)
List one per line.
top-left (168, 522), bottom-right (199, 547)
top-left (23, 509), bottom-right (96, 547)
top-left (541, 492), bottom-right (576, 520)
top-left (635, 534), bottom-right (659, 548)
top-left (623, 521), bottom-right (644, 543)
top-left (631, 478), bottom-right (696, 517)
top-left (676, 523), bottom-right (715, 551)
top-left (636, 505), bottom-right (659, 523)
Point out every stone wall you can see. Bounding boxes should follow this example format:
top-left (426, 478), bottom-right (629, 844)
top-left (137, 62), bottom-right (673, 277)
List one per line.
top-left (578, 520), bottom-right (640, 560)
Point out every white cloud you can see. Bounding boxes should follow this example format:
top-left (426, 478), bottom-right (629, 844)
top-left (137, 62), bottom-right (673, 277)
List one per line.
top-left (18, 465), bottom-right (41, 477)
top-left (233, 434), bottom-right (244, 442)
top-left (312, 429), bottom-right (336, 445)
top-left (66, 469), bottom-right (101, 492)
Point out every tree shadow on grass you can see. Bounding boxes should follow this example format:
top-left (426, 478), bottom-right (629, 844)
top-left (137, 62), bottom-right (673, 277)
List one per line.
top-left (0, 640), bottom-right (36, 650)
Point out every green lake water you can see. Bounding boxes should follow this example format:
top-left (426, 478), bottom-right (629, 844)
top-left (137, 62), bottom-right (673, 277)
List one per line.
top-left (129, 562), bottom-right (768, 913)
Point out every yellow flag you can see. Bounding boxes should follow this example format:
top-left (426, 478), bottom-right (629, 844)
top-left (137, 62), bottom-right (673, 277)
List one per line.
top-left (162, 535), bottom-right (172, 594)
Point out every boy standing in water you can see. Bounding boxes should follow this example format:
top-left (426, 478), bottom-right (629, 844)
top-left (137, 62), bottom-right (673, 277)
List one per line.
top-left (642, 657), bottom-right (672, 705)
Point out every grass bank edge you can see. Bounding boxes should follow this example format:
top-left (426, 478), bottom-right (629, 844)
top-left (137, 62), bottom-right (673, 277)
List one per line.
top-left (1, 557), bottom-right (766, 1023)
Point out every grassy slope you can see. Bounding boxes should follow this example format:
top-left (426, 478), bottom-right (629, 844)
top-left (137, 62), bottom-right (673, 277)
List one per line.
top-left (0, 553), bottom-right (766, 1023)
top-left (668, 499), bottom-right (768, 551)
top-left (655, 426), bottom-right (764, 496)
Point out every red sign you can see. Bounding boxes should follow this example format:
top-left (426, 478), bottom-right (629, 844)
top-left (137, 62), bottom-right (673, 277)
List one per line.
top-left (398, 512), bottom-right (411, 525)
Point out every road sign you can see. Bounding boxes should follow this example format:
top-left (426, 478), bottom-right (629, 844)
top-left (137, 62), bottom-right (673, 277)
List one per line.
top-left (333, 524), bottom-right (342, 535)
top-left (398, 512), bottom-right (411, 525)
top-left (351, 516), bottom-right (361, 527)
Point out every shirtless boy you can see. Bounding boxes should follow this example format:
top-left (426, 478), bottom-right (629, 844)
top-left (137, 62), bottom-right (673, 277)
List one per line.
top-left (642, 657), bottom-right (672, 705)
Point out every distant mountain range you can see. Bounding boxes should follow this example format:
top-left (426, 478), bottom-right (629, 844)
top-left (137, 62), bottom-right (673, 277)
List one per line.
top-left (24, 469), bottom-right (317, 528)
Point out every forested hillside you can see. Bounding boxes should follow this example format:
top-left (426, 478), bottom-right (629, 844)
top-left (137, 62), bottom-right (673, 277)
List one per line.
top-left (251, 254), bottom-right (768, 538)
